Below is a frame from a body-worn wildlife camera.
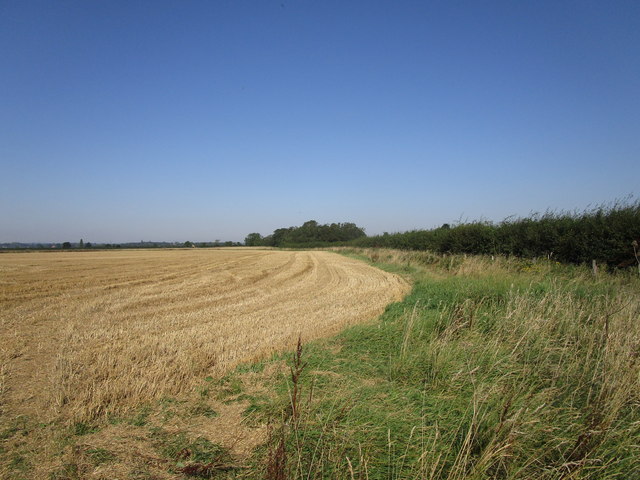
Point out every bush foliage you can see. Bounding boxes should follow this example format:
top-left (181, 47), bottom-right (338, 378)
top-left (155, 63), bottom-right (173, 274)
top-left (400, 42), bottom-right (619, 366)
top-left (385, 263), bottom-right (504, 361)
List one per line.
top-left (351, 200), bottom-right (640, 267)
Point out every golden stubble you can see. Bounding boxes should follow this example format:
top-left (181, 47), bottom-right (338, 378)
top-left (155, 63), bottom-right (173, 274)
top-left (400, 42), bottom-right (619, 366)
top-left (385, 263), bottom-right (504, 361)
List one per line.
top-left (0, 248), bottom-right (409, 422)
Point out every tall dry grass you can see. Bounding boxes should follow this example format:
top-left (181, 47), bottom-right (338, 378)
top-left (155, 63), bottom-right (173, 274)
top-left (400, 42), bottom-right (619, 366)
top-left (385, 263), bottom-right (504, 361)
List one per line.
top-left (262, 248), bottom-right (640, 479)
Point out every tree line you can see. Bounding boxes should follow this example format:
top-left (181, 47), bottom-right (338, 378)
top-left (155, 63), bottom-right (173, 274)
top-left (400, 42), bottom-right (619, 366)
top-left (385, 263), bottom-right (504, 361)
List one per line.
top-left (2, 240), bottom-right (243, 250)
top-left (246, 201), bottom-right (640, 267)
top-left (245, 220), bottom-right (366, 247)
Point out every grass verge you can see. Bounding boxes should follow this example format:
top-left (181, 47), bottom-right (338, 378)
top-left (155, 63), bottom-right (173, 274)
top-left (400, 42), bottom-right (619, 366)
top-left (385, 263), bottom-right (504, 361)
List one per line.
top-left (248, 248), bottom-right (640, 479)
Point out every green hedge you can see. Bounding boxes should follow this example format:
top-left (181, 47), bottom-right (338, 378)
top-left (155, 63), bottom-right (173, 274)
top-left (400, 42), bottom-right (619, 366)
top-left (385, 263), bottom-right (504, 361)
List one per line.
top-left (351, 201), bottom-right (640, 267)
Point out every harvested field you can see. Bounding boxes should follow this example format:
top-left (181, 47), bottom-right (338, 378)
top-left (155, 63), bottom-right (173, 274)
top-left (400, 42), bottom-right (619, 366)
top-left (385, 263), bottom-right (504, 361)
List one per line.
top-left (0, 248), bottom-right (409, 423)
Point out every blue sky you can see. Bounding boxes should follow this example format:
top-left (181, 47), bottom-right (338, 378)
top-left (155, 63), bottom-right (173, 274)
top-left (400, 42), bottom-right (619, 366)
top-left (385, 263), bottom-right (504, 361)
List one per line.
top-left (1, 1), bottom-right (638, 243)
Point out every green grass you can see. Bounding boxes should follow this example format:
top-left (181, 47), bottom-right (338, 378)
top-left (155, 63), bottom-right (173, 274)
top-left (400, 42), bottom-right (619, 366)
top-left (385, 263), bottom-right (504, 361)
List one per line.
top-left (151, 427), bottom-right (235, 477)
top-left (245, 249), bottom-right (640, 479)
top-left (85, 447), bottom-right (116, 466)
top-left (72, 421), bottom-right (99, 436)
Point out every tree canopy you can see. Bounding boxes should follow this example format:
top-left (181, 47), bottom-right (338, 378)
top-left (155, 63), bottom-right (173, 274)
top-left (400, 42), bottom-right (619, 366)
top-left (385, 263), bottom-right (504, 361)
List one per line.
top-left (247, 221), bottom-right (366, 247)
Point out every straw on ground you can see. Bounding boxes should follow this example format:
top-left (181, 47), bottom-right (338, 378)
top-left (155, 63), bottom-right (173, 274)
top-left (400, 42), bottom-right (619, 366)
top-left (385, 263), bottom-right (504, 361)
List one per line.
top-left (0, 248), bottom-right (409, 422)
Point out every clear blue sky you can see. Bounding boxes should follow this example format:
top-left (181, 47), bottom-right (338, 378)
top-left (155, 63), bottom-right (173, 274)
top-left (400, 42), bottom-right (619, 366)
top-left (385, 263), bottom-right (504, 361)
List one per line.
top-left (1, 1), bottom-right (638, 243)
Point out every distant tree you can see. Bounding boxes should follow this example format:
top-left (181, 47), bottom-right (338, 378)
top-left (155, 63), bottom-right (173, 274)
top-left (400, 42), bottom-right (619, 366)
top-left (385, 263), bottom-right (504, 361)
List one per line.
top-left (299, 220), bottom-right (319, 242)
top-left (271, 228), bottom-right (292, 247)
top-left (184, 241), bottom-right (193, 248)
top-left (79, 238), bottom-right (84, 248)
top-left (86, 242), bottom-right (92, 248)
top-left (338, 222), bottom-right (366, 241)
top-left (253, 221), bottom-right (366, 247)
top-left (244, 233), bottom-right (263, 246)
top-left (62, 241), bottom-right (72, 249)
top-left (261, 234), bottom-right (274, 246)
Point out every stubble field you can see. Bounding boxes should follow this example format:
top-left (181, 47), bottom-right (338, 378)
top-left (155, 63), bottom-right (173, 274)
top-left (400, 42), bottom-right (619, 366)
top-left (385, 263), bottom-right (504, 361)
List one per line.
top-left (0, 248), bottom-right (409, 425)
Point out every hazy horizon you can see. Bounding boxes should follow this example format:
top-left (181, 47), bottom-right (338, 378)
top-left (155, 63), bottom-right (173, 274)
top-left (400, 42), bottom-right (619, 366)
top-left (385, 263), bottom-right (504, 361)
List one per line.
top-left (0, 198), bottom-right (636, 245)
top-left (2, 1), bottom-right (638, 243)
